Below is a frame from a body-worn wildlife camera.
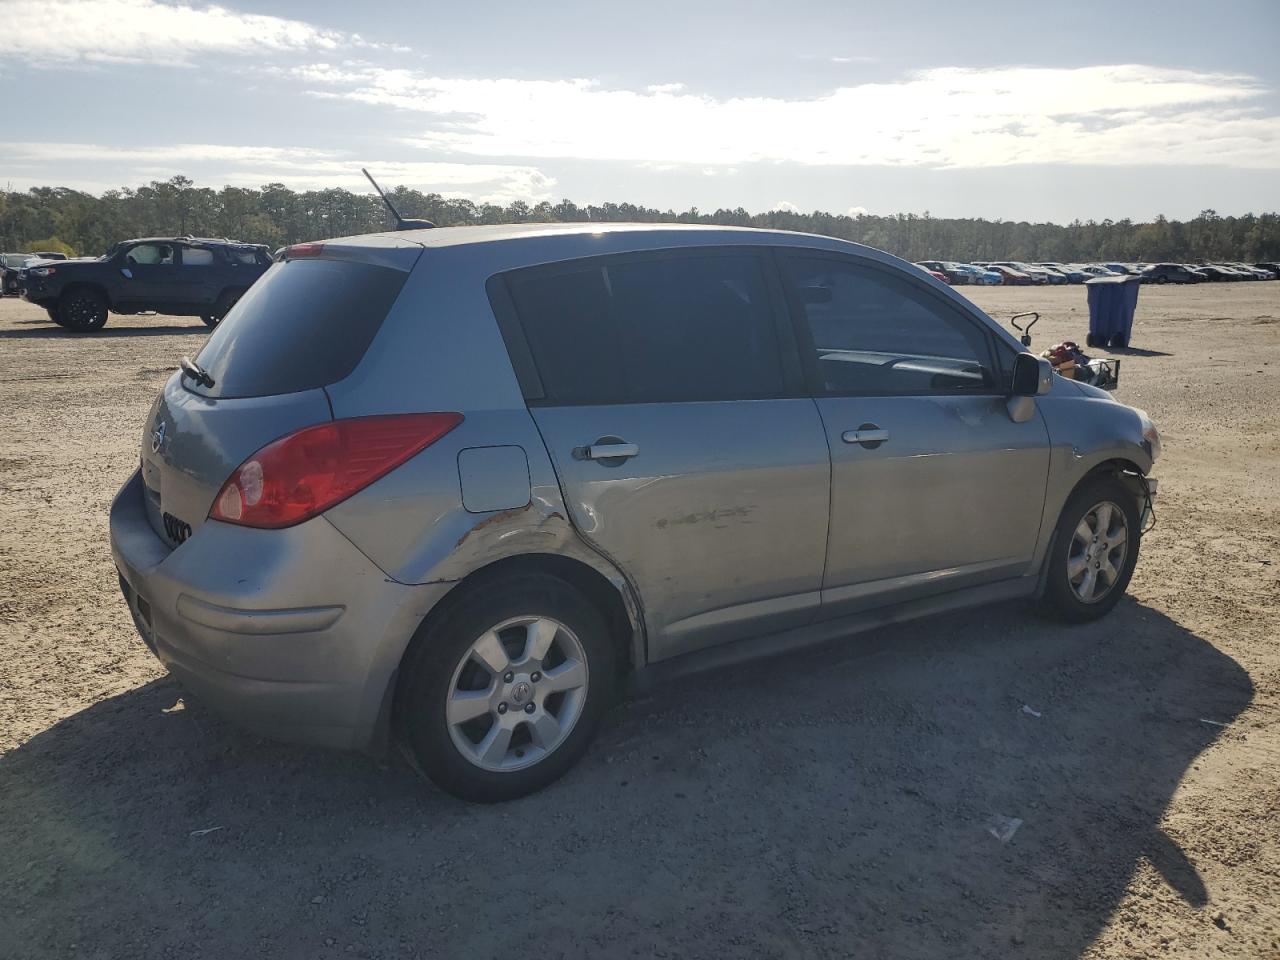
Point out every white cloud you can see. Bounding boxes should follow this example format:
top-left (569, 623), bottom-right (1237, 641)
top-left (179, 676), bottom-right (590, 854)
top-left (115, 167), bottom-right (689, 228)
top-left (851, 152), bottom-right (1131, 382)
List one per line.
top-left (847, 205), bottom-right (868, 216)
top-left (294, 62), bottom-right (1280, 170)
top-left (775, 200), bottom-right (800, 212)
top-left (0, 142), bottom-right (555, 205)
top-left (0, 0), bottom-right (388, 67)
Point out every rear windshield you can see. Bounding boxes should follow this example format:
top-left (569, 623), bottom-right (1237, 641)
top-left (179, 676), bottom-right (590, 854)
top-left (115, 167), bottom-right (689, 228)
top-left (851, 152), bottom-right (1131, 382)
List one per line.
top-left (193, 258), bottom-right (410, 398)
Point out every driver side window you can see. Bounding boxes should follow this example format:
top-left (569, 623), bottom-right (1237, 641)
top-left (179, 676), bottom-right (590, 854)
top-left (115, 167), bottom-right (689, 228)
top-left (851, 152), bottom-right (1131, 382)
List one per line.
top-left (126, 243), bottom-right (175, 266)
top-left (784, 255), bottom-right (997, 396)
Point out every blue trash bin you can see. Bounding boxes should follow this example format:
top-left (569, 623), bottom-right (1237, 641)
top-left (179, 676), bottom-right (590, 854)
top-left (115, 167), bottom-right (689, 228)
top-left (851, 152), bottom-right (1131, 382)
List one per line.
top-left (1084, 275), bottom-right (1140, 348)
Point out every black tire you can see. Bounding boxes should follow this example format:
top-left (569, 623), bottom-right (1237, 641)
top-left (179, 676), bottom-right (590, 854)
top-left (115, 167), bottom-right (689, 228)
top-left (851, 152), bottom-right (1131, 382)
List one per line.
top-left (398, 573), bottom-right (618, 802)
top-left (1041, 474), bottom-right (1141, 623)
top-left (57, 287), bottom-right (109, 332)
top-left (201, 288), bottom-right (244, 329)
top-left (45, 306), bottom-right (66, 327)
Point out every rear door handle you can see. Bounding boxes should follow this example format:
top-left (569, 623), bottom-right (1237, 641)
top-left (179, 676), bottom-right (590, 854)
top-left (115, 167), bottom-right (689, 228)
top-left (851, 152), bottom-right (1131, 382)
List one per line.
top-left (842, 427), bottom-right (890, 447)
top-left (584, 441), bottom-right (639, 461)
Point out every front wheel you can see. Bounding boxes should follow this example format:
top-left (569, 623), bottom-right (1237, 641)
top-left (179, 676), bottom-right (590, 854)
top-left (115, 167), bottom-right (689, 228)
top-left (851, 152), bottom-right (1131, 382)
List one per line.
top-left (46, 306), bottom-right (66, 326)
top-left (1041, 475), bottom-right (1141, 622)
top-left (58, 288), bottom-right (109, 332)
top-left (398, 574), bottom-right (617, 802)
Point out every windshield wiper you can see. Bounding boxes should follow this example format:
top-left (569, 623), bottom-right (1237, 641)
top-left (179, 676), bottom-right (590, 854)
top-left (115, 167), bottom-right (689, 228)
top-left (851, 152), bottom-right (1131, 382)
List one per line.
top-left (179, 355), bottom-right (215, 388)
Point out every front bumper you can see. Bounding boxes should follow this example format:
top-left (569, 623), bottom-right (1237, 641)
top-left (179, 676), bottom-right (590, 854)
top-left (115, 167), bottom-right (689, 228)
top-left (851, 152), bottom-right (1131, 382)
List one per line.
top-left (1140, 476), bottom-right (1158, 531)
top-left (22, 279), bottom-right (53, 304)
top-left (110, 470), bottom-right (452, 750)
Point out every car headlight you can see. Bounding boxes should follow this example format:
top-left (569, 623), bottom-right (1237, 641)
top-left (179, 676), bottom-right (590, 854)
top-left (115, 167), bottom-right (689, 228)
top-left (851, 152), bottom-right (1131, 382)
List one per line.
top-left (1136, 409), bottom-right (1161, 463)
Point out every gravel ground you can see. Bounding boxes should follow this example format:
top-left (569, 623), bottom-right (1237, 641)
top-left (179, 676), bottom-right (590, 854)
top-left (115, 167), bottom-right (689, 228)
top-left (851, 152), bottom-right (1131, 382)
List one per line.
top-left (0, 284), bottom-right (1277, 959)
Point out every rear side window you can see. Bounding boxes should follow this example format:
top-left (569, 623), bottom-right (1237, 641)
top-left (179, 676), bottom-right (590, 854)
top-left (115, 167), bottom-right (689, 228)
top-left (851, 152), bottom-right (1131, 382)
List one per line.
top-left (228, 247), bottom-right (265, 265)
top-left (182, 247), bottom-right (215, 266)
top-left (501, 252), bottom-right (786, 404)
top-left (193, 258), bottom-right (409, 398)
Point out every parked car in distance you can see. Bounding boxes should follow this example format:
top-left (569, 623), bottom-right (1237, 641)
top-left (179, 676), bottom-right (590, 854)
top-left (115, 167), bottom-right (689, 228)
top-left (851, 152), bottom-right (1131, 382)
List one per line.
top-left (1028, 266), bottom-right (1065, 285)
top-left (1254, 262), bottom-right (1280, 278)
top-left (1076, 264), bottom-right (1121, 278)
top-left (916, 260), bottom-right (972, 284)
top-left (1141, 263), bottom-right (1204, 284)
top-left (1193, 265), bottom-right (1241, 282)
top-left (29, 251), bottom-right (69, 261)
top-left (988, 264), bottom-right (1034, 285)
top-left (1223, 262), bottom-right (1272, 280)
top-left (22, 236), bottom-right (273, 331)
top-left (1039, 263), bottom-right (1088, 284)
top-left (1205, 264), bottom-right (1253, 280)
top-left (952, 263), bottom-right (1003, 285)
top-left (988, 261), bottom-right (1049, 284)
top-left (110, 223), bottom-right (1160, 801)
top-left (913, 263), bottom-right (951, 284)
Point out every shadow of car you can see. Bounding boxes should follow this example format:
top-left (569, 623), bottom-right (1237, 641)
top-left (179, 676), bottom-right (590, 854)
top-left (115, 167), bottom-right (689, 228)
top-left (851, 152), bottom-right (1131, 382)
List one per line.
top-left (0, 599), bottom-right (1251, 959)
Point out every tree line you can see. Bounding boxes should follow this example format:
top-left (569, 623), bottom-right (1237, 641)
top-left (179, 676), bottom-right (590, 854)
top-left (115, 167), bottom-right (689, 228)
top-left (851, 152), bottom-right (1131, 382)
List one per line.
top-left (2, 175), bottom-right (1276, 264)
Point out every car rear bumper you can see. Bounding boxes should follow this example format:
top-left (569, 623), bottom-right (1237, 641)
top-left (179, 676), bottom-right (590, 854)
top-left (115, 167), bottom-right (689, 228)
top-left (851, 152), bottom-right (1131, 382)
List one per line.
top-left (110, 470), bottom-right (453, 751)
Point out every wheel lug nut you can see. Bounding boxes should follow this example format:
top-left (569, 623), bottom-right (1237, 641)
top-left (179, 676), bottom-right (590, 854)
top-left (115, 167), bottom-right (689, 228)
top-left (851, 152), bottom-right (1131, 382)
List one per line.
top-left (524, 703), bottom-right (535, 714)
top-left (497, 702), bottom-right (508, 714)
top-left (503, 672), bottom-right (514, 683)
top-left (531, 671), bottom-right (541, 683)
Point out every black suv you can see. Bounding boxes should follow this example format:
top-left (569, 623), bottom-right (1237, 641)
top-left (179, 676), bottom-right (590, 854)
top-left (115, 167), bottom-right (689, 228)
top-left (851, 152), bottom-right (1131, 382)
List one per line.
top-left (23, 237), bottom-right (272, 332)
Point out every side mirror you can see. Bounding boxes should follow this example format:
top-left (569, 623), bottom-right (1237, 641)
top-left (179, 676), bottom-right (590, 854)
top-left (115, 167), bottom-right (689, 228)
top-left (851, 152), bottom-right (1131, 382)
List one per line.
top-left (1011, 352), bottom-right (1053, 397)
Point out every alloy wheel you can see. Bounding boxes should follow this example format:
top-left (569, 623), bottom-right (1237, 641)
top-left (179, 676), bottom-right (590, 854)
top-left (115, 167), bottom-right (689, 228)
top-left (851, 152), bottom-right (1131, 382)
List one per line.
top-left (1067, 500), bottom-right (1130, 603)
top-left (445, 615), bottom-right (589, 773)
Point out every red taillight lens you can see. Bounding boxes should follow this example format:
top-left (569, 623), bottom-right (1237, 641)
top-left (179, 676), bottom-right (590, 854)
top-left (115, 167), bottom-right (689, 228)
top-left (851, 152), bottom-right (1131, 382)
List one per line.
top-left (209, 413), bottom-right (463, 529)
top-left (283, 242), bottom-right (325, 259)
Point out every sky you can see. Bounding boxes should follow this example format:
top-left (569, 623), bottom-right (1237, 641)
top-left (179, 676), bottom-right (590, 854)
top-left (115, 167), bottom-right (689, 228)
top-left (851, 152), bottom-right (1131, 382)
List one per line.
top-left (1, 0), bottom-right (1278, 223)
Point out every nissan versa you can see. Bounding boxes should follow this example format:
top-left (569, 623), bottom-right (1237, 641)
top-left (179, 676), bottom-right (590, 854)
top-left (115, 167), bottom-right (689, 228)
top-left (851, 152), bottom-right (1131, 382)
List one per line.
top-left (110, 224), bottom-right (1160, 801)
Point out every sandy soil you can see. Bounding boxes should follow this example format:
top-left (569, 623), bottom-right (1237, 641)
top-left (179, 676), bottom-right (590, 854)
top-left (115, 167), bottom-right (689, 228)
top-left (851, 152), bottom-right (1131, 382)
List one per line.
top-left (1, 284), bottom-right (1277, 959)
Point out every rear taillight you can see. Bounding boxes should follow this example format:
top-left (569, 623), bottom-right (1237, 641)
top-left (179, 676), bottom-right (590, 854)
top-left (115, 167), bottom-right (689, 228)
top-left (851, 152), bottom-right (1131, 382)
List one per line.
top-left (283, 242), bottom-right (325, 259)
top-left (209, 413), bottom-right (463, 529)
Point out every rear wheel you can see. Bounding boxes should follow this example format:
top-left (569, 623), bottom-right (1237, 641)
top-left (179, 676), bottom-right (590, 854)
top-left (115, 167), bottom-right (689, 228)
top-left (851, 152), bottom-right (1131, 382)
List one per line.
top-left (57, 287), bottom-right (108, 332)
top-left (201, 288), bottom-right (244, 328)
top-left (398, 574), bottom-right (617, 802)
top-left (45, 306), bottom-right (66, 326)
top-left (1041, 475), bottom-right (1141, 622)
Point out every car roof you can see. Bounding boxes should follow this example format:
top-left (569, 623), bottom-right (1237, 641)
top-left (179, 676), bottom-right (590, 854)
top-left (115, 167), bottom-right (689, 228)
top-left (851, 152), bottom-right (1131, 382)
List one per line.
top-left (329, 221), bottom-right (878, 258)
top-left (122, 236), bottom-right (263, 247)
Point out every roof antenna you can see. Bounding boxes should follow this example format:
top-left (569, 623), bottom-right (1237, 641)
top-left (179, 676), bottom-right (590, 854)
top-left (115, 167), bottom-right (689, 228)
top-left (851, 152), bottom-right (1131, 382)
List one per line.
top-left (362, 168), bottom-right (435, 230)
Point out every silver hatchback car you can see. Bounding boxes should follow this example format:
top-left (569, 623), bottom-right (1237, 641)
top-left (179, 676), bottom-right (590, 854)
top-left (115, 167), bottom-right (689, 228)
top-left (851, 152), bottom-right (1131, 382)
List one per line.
top-left (111, 224), bottom-right (1159, 801)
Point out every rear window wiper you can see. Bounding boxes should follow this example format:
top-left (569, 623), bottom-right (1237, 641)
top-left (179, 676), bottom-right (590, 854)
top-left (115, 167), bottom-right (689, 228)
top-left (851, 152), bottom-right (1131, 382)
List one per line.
top-left (179, 356), bottom-right (215, 388)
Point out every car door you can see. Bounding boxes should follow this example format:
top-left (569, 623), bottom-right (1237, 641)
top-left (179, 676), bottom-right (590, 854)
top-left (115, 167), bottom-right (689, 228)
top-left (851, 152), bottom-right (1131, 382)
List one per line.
top-left (174, 244), bottom-right (222, 306)
top-left (491, 248), bottom-right (831, 662)
top-left (777, 250), bottom-right (1051, 618)
top-left (117, 242), bottom-right (181, 305)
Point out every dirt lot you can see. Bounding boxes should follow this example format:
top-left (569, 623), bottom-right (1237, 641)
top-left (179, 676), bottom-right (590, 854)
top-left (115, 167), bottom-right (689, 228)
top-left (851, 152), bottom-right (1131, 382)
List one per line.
top-left (1, 283), bottom-right (1277, 959)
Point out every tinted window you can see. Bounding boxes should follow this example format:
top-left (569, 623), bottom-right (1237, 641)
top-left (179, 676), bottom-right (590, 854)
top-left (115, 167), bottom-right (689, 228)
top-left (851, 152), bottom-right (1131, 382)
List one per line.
top-left (193, 258), bottom-right (408, 398)
top-left (504, 253), bottom-right (785, 404)
top-left (228, 247), bottom-right (262, 265)
top-left (784, 256), bottom-right (996, 396)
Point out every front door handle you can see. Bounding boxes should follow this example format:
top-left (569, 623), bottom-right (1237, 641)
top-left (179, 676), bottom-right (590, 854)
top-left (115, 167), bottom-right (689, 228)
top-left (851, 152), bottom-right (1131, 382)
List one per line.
top-left (842, 426), bottom-right (890, 448)
top-left (584, 441), bottom-right (639, 461)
